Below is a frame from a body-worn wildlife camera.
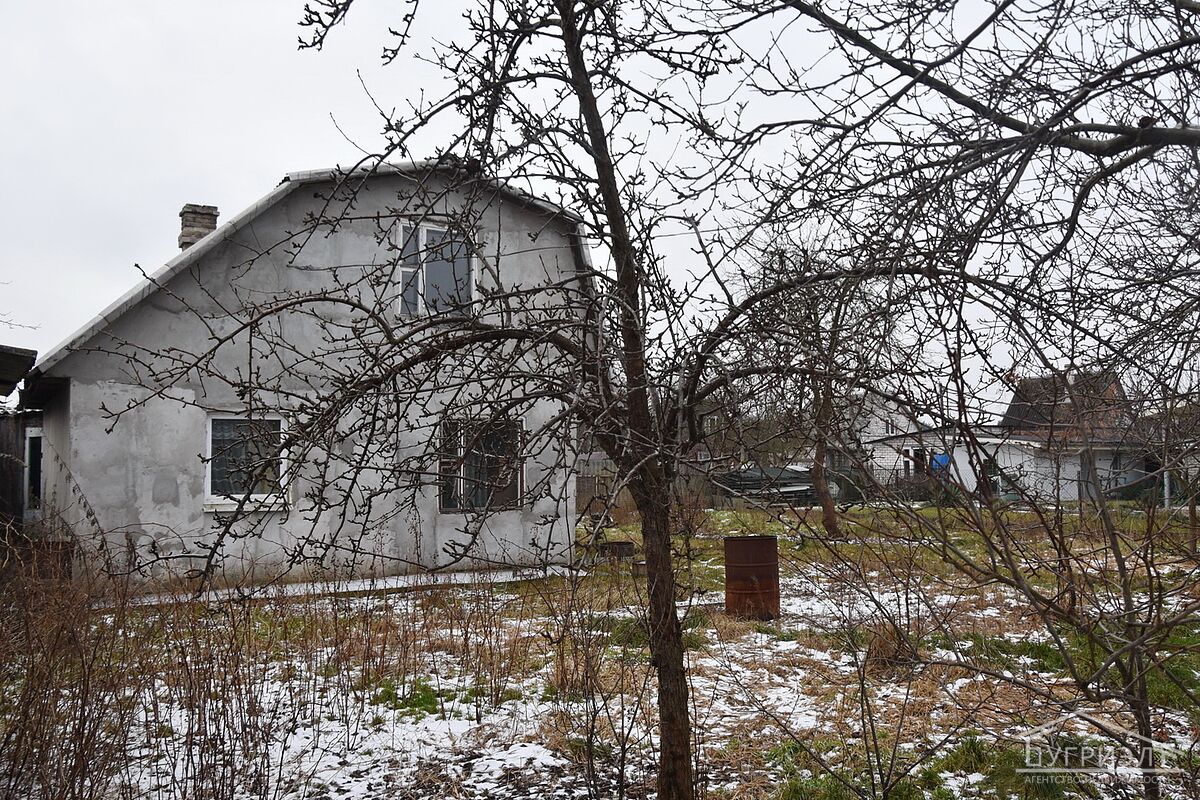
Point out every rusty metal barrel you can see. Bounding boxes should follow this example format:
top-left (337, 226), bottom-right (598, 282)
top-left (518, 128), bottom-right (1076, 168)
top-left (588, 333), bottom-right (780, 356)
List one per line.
top-left (723, 535), bottom-right (780, 620)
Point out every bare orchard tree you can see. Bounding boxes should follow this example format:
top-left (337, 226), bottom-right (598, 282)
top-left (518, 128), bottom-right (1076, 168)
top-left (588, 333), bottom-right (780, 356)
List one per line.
top-left (282, 4), bottom-right (981, 796)
top-left (731, 239), bottom-right (929, 538)
top-left (88, 2), bottom-right (895, 797)
top-left (653, 2), bottom-right (1200, 797)
top-left (720, 272), bottom-right (1200, 800)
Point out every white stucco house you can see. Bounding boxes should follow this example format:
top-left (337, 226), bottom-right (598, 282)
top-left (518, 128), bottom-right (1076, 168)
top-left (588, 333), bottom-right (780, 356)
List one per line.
top-left (19, 162), bottom-right (584, 582)
top-left (862, 372), bottom-right (1151, 503)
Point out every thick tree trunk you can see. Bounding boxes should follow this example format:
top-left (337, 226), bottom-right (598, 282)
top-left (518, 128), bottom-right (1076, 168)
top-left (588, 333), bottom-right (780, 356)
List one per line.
top-left (1187, 470), bottom-right (1197, 554)
top-left (1190, 494), bottom-right (1198, 554)
top-left (634, 485), bottom-right (694, 800)
top-left (811, 436), bottom-right (842, 540)
top-left (554, 5), bottom-right (696, 795)
top-left (811, 386), bottom-right (843, 541)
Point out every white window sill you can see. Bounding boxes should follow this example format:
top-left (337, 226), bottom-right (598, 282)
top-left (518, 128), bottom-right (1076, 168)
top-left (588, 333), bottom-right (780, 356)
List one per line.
top-left (203, 497), bottom-right (289, 514)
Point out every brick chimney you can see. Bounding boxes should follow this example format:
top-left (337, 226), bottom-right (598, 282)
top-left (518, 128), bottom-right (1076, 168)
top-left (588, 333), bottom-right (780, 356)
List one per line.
top-left (178, 204), bottom-right (218, 250)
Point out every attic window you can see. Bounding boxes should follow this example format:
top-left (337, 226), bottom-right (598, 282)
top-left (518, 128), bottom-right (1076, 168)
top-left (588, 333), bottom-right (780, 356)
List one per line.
top-left (396, 223), bottom-right (473, 315)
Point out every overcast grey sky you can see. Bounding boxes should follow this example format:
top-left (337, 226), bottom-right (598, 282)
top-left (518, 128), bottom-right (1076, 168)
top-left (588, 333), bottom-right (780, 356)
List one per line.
top-left (1, 1), bottom-right (455, 360)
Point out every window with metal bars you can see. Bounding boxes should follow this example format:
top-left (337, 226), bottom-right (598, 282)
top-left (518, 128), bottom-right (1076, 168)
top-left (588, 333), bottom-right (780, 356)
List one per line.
top-left (207, 417), bottom-right (285, 500)
top-left (438, 419), bottom-right (524, 511)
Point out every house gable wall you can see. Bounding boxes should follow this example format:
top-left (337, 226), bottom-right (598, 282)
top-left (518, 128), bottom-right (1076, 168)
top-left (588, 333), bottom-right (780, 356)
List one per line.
top-left (40, 173), bottom-right (580, 581)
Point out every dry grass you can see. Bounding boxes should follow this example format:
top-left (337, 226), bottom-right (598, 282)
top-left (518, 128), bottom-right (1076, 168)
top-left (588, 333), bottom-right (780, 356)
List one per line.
top-left (3, 506), bottom-right (1192, 798)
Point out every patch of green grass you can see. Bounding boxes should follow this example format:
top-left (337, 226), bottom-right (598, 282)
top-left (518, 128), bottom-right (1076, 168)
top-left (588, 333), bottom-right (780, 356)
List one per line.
top-left (684, 559), bottom-right (725, 593)
top-left (1062, 623), bottom-right (1200, 723)
top-left (935, 735), bottom-right (989, 774)
top-left (681, 611), bottom-right (712, 650)
top-left (497, 686), bottom-right (523, 704)
top-left (462, 683), bottom-right (522, 705)
top-left (605, 614), bottom-right (709, 652)
top-left (755, 623), bottom-right (801, 642)
top-left (371, 677), bottom-right (442, 716)
top-left (914, 764), bottom-right (945, 791)
top-left (770, 738), bottom-right (849, 781)
top-left (776, 774), bottom-right (857, 800)
top-left (771, 737), bottom-right (948, 800)
top-left (1142, 655), bottom-right (1200, 723)
top-left (539, 682), bottom-right (586, 703)
top-left (608, 617), bottom-right (650, 649)
top-left (980, 746), bottom-right (1075, 800)
top-left (932, 634), bottom-right (1066, 673)
top-left (248, 607), bottom-right (319, 654)
top-left (936, 737), bottom-right (1096, 800)
top-left (883, 778), bottom-right (928, 800)
top-left (937, 623), bottom-right (1200, 724)
top-left (1129, 624), bottom-right (1200, 723)
top-left (565, 736), bottom-right (614, 762)
top-left (775, 772), bottom-right (928, 800)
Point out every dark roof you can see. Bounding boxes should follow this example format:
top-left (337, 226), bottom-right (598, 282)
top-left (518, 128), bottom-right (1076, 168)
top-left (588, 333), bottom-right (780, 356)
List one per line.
top-left (0, 344), bottom-right (36, 396)
top-left (998, 371), bottom-right (1128, 434)
top-left (712, 465), bottom-right (810, 493)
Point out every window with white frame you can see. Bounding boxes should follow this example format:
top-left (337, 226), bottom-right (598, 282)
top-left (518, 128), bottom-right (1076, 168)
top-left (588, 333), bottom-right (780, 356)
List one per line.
top-left (24, 426), bottom-right (42, 513)
top-left (396, 223), bottom-right (473, 315)
top-left (206, 416), bottom-right (285, 500)
top-left (438, 418), bottom-right (524, 511)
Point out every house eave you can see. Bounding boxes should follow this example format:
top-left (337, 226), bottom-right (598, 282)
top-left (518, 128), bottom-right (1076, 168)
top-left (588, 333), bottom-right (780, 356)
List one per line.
top-left (29, 178), bottom-right (302, 380)
top-left (281, 161), bottom-right (585, 225)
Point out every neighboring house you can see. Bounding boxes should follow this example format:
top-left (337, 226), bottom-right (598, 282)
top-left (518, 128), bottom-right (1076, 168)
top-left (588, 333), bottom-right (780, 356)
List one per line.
top-left (1132, 404), bottom-right (1200, 505)
top-left (19, 162), bottom-right (584, 581)
top-left (860, 425), bottom-right (964, 495)
top-left (987, 371), bottom-right (1145, 502)
top-left (862, 371), bottom-right (1148, 503)
top-left (839, 393), bottom-right (929, 493)
top-left (0, 344), bottom-right (36, 398)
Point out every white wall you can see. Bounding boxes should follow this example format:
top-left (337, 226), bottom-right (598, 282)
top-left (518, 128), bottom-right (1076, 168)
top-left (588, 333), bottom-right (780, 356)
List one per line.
top-left (865, 432), bottom-right (1149, 504)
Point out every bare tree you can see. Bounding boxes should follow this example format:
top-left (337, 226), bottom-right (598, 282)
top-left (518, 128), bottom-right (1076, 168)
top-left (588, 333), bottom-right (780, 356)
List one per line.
top-left (90, 3), bottom-right (768, 796)
top-left (660, 3), bottom-right (1200, 797)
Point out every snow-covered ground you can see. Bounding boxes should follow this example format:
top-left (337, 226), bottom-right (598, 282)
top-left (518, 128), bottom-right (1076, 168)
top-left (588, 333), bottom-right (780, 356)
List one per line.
top-left (10, 536), bottom-right (1196, 800)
